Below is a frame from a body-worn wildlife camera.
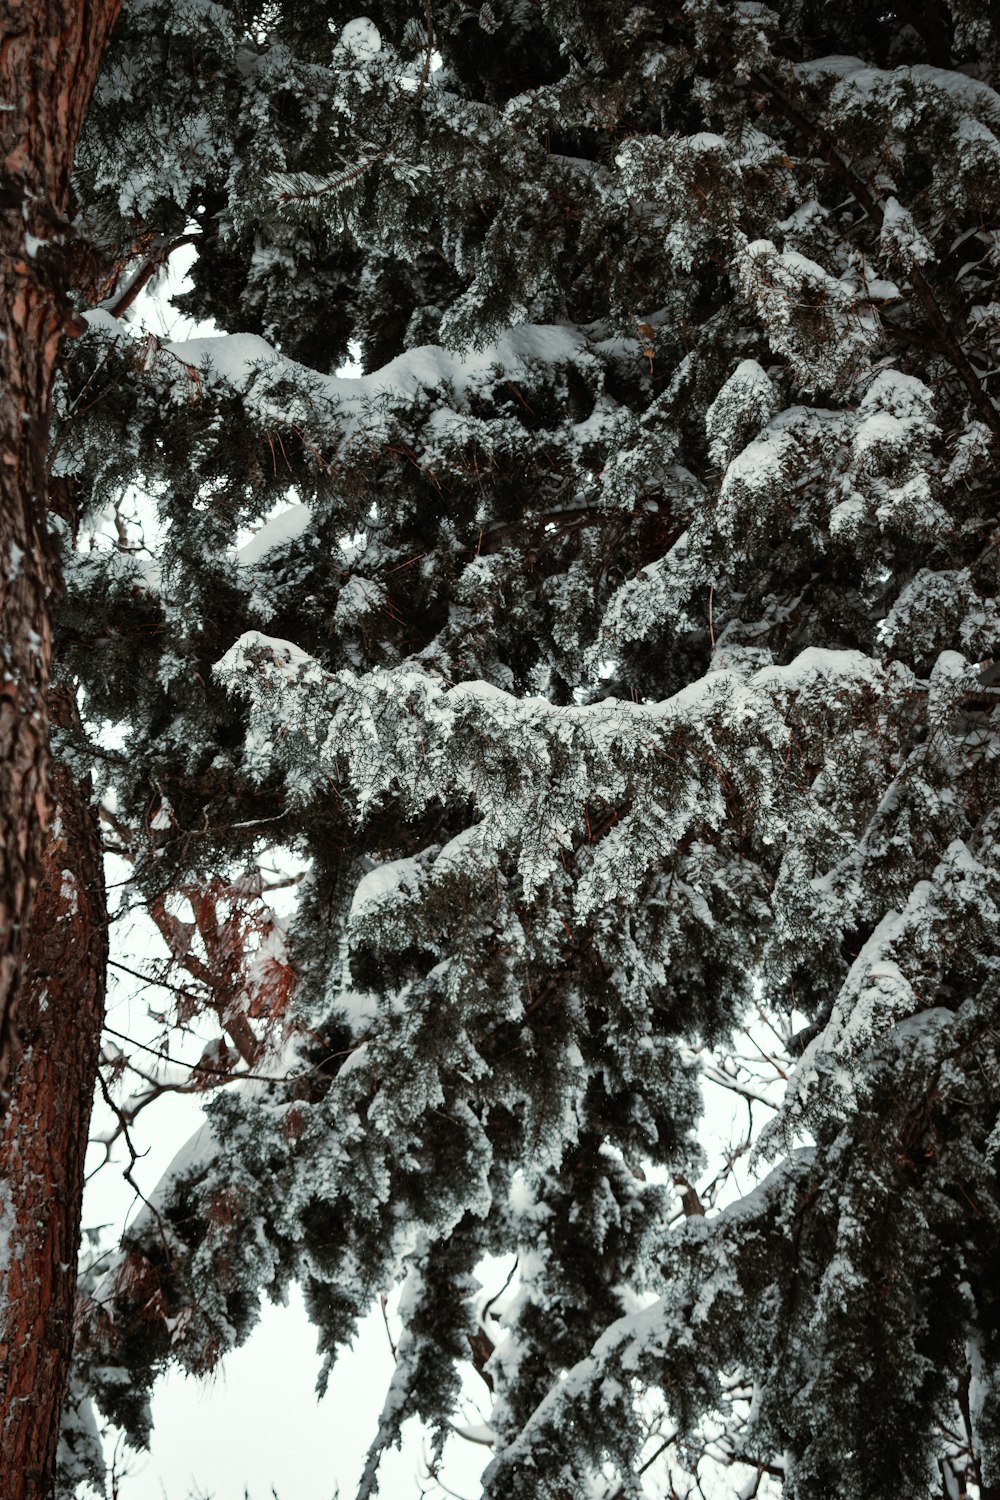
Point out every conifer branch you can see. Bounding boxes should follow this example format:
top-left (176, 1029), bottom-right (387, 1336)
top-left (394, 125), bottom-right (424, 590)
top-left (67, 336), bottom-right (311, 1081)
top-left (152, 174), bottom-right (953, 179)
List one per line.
top-left (752, 68), bottom-right (1000, 437)
top-left (277, 153), bottom-right (389, 206)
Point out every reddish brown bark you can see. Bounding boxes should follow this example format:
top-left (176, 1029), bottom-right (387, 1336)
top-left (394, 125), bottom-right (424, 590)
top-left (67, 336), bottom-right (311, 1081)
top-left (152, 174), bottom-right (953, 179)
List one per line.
top-left (0, 0), bottom-right (123, 1109)
top-left (0, 4), bottom-right (123, 1486)
top-left (0, 686), bottom-right (108, 1499)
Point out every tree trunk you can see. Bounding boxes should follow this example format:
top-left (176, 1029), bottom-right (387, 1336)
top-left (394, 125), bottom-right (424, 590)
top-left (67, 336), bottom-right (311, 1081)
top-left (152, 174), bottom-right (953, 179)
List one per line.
top-left (0, 3), bottom-right (123, 1482)
top-left (0, 0), bottom-right (122, 1109)
top-left (0, 684), bottom-right (108, 1499)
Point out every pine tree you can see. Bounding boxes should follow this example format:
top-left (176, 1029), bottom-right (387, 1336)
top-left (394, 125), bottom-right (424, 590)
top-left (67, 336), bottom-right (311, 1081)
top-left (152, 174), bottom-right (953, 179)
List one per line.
top-left (29, 1), bottom-right (1000, 1497)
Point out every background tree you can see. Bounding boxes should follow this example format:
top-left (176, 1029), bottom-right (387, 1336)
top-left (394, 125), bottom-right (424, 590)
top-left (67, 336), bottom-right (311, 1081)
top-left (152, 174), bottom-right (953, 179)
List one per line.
top-left (18, 1), bottom-right (1000, 1498)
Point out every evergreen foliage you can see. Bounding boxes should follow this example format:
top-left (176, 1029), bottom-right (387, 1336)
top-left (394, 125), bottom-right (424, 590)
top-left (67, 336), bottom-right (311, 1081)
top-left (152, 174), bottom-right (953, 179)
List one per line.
top-left (56, 1), bottom-right (1000, 1495)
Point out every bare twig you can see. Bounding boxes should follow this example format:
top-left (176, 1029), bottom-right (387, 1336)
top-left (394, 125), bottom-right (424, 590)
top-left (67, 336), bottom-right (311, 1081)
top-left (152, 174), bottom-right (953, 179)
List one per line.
top-left (100, 1023), bottom-right (290, 1085)
top-left (378, 1293), bottom-right (398, 1360)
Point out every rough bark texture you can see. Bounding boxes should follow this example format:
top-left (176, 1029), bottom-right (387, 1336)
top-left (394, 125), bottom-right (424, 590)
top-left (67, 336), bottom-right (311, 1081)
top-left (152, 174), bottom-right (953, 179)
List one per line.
top-left (0, 686), bottom-right (108, 1499)
top-left (0, 0), bottom-right (122, 1109)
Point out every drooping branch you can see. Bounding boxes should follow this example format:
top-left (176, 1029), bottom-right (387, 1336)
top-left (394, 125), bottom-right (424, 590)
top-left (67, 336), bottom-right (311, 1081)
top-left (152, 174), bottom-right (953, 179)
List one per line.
top-left (751, 67), bottom-right (1000, 439)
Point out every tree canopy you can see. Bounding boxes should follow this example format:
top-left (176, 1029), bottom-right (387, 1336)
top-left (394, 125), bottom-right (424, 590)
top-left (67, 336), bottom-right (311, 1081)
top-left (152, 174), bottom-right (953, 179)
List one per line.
top-left (20, 1), bottom-right (1000, 1497)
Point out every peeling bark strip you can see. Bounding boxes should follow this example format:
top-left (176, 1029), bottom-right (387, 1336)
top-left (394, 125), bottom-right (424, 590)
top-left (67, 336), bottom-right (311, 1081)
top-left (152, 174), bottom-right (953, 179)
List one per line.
top-left (0, 687), bottom-right (107, 1500)
top-left (0, 0), bottom-right (122, 1107)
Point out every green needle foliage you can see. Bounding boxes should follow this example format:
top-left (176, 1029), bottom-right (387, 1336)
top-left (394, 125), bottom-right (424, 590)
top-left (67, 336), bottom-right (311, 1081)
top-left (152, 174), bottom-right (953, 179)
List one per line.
top-left (56, 2), bottom-right (1000, 1496)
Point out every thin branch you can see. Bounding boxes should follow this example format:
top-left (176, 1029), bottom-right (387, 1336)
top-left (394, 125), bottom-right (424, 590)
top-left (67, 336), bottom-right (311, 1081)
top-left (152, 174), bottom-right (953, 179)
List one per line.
top-left (101, 1023), bottom-right (290, 1085)
top-left (101, 234), bottom-right (199, 319)
top-left (480, 1255), bottom-right (518, 1325)
top-left (379, 1293), bottom-right (398, 1360)
top-left (278, 152), bottom-right (389, 206)
top-left (447, 1422), bottom-right (495, 1449)
top-left (95, 1069), bottom-right (165, 1240)
top-left (605, 1427), bottom-right (681, 1499)
top-left (416, 0), bottom-right (435, 99)
top-left (702, 1064), bottom-right (779, 1110)
top-left (109, 956), bottom-right (208, 1009)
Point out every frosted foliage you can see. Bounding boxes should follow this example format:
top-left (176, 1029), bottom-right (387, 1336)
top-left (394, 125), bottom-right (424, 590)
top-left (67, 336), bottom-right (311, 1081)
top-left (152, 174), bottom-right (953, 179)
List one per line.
top-left (215, 634), bottom-right (894, 916)
top-left (879, 570), bottom-right (1000, 662)
top-left (840, 371), bottom-right (945, 540)
top-left (339, 17), bottom-right (382, 57)
top-left (732, 239), bottom-right (881, 390)
top-left (59, 2), bottom-right (1000, 1497)
top-left (716, 407), bottom-right (834, 553)
top-left (706, 359), bottom-right (778, 469)
top-left (881, 197), bottom-right (934, 269)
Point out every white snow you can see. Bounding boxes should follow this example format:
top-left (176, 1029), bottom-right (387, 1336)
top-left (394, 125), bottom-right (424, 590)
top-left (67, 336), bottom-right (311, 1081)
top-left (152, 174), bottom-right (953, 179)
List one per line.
top-left (237, 503), bottom-right (312, 566)
top-left (161, 323), bottom-right (587, 427)
top-left (339, 17), bottom-right (382, 55)
top-left (349, 856), bottom-right (424, 921)
top-left (82, 307), bottom-right (126, 337)
top-left (161, 331), bottom-right (278, 382)
top-left (149, 798), bottom-right (173, 831)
